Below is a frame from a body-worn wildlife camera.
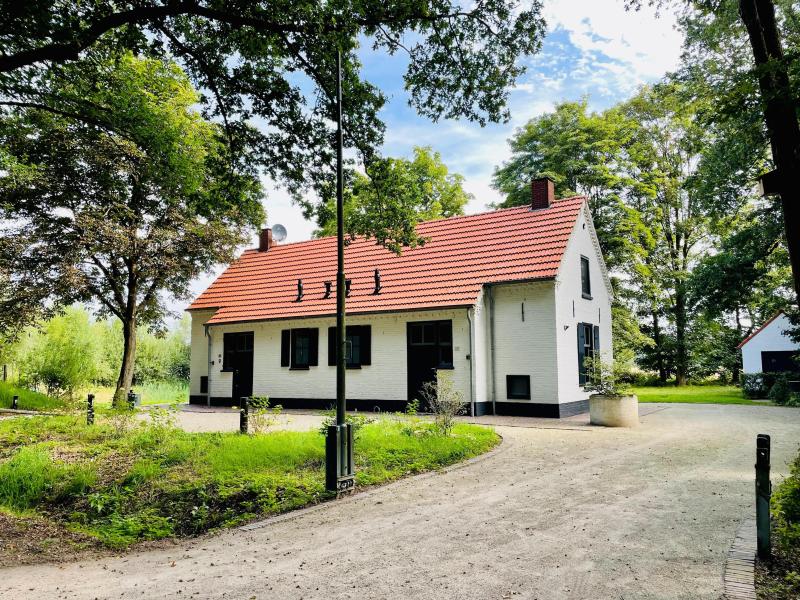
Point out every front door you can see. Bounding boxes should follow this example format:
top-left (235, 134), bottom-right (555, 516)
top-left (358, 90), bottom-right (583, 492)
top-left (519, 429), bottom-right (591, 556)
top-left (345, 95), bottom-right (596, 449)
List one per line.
top-left (407, 320), bottom-right (453, 410)
top-left (225, 332), bottom-right (254, 405)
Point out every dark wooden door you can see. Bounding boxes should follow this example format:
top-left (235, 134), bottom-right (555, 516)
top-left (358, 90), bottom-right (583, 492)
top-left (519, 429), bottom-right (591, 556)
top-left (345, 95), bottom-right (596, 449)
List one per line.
top-left (227, 332), bottom-right (254, 404)
top-left (407, 320), bottom-right (453, 410)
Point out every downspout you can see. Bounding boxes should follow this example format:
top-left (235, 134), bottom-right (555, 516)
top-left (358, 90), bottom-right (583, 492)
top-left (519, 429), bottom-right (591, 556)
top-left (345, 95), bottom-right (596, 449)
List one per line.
top-left (487, 284), bottom-right (497, 416)
top-left (205, 324), bottom-right (212, 407)
top-left (466, 307), bottom-right (475, 417)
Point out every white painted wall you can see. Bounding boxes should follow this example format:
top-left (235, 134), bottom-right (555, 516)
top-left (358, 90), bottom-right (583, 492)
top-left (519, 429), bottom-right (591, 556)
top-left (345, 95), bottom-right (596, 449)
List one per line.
top-left (487, 280), bottom-right (559, 406)
top-left (554, 204), bottom-right (613, 405)
top-left (190, 308), bottom-right (472, 404)
top-left (189, 309), bottom-right (215, 396)
top-left (741, 313), bottom-right (799, 373)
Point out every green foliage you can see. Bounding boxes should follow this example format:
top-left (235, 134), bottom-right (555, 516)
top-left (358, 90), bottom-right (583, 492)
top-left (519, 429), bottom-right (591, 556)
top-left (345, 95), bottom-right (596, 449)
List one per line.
top-left (318, 411), bottom-right (376, 438)
top-left (742, 373), bottom-right (771, 399)
top-left (1, 2), bottom-right (546, 256)
top-left (0, 52), bottom-right (262, 400)
top-left (583, 355), bottom-right (633, 397)
top-left (769, 374), bottom-right (793, 405)
top-left (13, 307), bottom-right (104, 398)
top-left (417, 374), bottom-right (466, 436)
top-left (312, 147), bottom-right (472, 253)
top-left (0, 415), bottom-right (498, 547)
top-left (773, 449), bottom-right (800, 550)
top-left (246, 397), bottom-right (283, 435)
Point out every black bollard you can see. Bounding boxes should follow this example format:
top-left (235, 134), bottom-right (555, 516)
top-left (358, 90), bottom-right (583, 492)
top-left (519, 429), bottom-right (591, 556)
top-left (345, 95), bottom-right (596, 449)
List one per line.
top-left (756, 433), bottom-right (771, 559)
top-left (239, 397), bottom-right (249, 434)
top-left (11, 395), bottom-right (18, 410)
top-left (127, 389), bottom-right (136, 410)
top-left (87, 394), bottom-right (95, 425)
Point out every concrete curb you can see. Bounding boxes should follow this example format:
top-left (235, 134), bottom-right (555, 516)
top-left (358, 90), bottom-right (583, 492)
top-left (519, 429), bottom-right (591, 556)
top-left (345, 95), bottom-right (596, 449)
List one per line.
top-left (722, 515), bottom-right (757, 600)
top-left (239, 431), bottom-right (510, 532)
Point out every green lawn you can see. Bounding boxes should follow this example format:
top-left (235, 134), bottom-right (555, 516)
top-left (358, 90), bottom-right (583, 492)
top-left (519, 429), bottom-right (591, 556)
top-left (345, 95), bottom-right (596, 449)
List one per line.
top-left (0, 381), bottom-right (65, 411)
top-left (0, 414), bottom-right (498, 548)
top-left (632, 384), bottom-right (765, 405)
top-left (91, 380), bottom-right (189, 406)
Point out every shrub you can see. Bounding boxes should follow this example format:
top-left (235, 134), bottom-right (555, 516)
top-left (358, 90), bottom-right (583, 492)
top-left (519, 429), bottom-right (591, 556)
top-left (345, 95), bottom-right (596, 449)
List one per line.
top-left (248, 397), bottom-right (283, 434)
top-left (773, 452), bottom-right (800, 550)
top-left (742, 373), bottom-right (769, 399)
top-left (318, 410), bottom-right (375, 438)
top-left (769, 374), bottom-right (792, 405)
top-left (583, 354), bottom-right (632, 397)
top-left (417, 373), bottom-right (465, 436)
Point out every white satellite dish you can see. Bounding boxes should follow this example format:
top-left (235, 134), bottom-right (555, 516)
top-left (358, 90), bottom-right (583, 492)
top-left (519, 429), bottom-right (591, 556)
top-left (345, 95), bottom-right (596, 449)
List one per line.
top-left (272, 223), bottom-right (287, 242)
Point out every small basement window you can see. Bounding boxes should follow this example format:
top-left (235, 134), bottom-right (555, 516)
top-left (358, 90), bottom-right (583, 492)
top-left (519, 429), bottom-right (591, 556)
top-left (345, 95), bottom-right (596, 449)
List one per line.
top-left (581, 255), bottom-right (592, 299)
top-left (506, 375), bottom-right (531, 400)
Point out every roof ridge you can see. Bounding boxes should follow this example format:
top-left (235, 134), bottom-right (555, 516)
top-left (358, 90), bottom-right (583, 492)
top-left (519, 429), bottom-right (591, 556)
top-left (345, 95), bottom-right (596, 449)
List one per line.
top-left (256, 196), bottom-right (587, 250)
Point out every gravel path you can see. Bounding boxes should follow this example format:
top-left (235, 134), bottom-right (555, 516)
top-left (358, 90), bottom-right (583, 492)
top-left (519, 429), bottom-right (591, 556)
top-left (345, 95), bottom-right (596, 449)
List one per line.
top-left (3, 403), bottom-right (800, 600)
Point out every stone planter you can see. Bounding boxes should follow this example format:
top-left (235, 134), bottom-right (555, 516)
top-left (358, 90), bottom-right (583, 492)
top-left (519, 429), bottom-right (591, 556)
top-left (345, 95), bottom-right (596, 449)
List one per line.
top-left (589, 394), bottom-right (639, 427)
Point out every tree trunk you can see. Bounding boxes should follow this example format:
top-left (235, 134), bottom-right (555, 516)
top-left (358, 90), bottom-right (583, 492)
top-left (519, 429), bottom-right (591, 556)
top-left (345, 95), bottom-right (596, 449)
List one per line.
top-left (114, 312), bottom-right (137, 406)
top-left (739, 0), bottom-right (800, 305)
top-left (674, 283), bottom-right (688, 386)
top-left (651, 309), bottom-right (668, 384)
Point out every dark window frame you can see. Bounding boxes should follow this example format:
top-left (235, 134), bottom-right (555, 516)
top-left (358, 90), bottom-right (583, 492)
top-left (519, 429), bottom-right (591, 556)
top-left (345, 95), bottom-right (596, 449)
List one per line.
top-left (506, 375), bottom-right (531, 400)
top-left (408, 320), bottom-right (454, 369)
top-left (580, 255), bottom-right (592, 299)
top-left (281, 328), bottom-right (319, 370)
top-left (577, 322), bottom-right (600, 386)
top-left (328, 325), bottom-right (372, 368)
top-left (222, 331), bottom-right (253, 372)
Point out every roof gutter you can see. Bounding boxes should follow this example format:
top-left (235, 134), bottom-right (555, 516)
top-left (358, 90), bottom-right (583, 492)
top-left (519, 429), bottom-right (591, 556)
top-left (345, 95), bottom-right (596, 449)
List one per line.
top-left (487, 284), bottom-right (497, 416)
top-left (204, 323), bottom-right (213, 407)
top-left (466, 307), bottom-right (475, 418)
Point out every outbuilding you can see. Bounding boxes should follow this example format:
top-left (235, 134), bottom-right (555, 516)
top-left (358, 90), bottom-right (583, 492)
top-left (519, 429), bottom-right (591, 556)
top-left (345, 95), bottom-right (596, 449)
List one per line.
top-left (187, 178), bottom-right (613, 417)
top-left (738, 311), bottom-right (800, 374)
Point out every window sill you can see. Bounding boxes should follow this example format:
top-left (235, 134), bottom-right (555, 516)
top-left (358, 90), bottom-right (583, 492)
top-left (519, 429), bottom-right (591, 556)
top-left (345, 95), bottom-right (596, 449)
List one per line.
top-left (289, 366), bottom-right (310, 371)
top-left (437, 364), bottom-right (455, 370)
top-left (346, 364), bottom-right (362, 370)
top-left (582, 293), bottom-right (593, 300)
top-left (507, 395), bottom-right (531, 401)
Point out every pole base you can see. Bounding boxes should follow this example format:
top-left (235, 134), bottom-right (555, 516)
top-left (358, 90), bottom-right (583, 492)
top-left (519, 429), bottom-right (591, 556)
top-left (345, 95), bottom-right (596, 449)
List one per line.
top-left (325, 423), bottom-right (355, 492)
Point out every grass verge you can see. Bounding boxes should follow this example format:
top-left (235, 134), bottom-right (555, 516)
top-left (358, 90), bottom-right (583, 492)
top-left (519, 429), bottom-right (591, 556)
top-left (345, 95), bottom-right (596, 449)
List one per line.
top-left (0, 381), bottom-right (65, 411)
top-left (87, 380), bottom-right (189, 406)
top-left (632, 385), bottom-right (766, 405)
top-left (0, 414), bottom-right (498, 550)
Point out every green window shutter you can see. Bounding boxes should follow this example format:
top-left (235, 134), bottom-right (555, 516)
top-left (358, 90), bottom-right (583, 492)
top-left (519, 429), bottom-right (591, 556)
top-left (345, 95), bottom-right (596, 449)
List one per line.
top-left (360, 325), bottom-right (372, 365)
top-left (577, 323), bottom-right (586, 385)
top-left (308, 328), bottom-right (319, 366)
top-left (593, 325), bottom-right (600, 357)
top-left (328, 327), bottom-right (337, 366)
top-left (280, 330), bottom-right (290, 367)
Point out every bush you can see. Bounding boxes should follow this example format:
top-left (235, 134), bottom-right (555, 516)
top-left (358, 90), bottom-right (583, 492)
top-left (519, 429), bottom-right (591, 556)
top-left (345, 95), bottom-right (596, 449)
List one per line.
top-left (773, 452), bottom-right (800, 550)
top-left (742, 373), bottom-right (769, 399)
top-left (247, 397), bottom-right (283, 434)
top-left (318, 410), bottom-right (375, 438)
top-left (769, 374), bottom-right (793, 405)
top-left (417, 373), bottom-right (465, 436)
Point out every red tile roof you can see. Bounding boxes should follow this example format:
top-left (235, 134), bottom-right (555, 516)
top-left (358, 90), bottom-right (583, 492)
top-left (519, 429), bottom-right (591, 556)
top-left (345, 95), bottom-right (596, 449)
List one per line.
top-left (189, 197), bottom-right (586, 325)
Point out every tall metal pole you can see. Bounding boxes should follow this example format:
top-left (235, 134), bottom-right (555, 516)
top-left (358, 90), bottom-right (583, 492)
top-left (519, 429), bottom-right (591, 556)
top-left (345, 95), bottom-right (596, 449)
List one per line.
top-left (326, 48), bottom-right (354, 493)
top-left (335, 48), bottom-right (346, 428)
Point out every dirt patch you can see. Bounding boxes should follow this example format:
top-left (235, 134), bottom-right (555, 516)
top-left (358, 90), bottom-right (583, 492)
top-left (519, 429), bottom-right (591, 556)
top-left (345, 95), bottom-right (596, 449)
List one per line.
top-left (0, 512), bottom-right (105, 567)
top-left (756, 543), bottom-right (800, 599)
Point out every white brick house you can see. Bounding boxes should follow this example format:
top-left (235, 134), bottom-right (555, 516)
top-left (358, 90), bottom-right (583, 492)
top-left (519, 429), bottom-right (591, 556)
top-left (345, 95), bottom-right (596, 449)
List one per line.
top-left (188, 178), bottom-right (613, 417)
top-left (738, 311), bottom-right (800, 374)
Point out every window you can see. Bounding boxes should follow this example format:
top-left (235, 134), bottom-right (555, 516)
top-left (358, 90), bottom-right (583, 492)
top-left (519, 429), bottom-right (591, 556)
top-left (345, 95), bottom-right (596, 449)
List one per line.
top-left (280, 328), bottom-right (319, 369)
top-left (328, 325), bottom-right (372, 368)
top-left (761, 351), bottom-right (800, 374)
top-left (408, 320), bottom-right (453, 368)
top-left (581, 256), bottom-right (592, 299)
top-left (223, 332), bottom-right (253, 371)
top-left (577, 322), bottom-right (599, 386)
top-left (506, 375), bottom-right (531, 400)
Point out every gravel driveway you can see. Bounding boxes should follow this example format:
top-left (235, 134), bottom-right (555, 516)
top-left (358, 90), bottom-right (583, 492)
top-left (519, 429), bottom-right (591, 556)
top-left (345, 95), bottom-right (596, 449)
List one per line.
top-left (3, 403), bottom-right (800, 600)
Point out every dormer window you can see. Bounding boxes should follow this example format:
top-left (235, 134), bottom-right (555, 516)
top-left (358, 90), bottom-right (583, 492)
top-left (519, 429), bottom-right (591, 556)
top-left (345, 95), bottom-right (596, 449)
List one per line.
top-left (580, 256), bottom-right (592, 299)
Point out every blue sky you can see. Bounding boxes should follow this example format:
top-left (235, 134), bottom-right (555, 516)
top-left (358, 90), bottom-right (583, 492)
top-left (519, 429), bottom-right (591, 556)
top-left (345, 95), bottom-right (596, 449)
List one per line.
top-left (184, 0), bottom-right (682, 309)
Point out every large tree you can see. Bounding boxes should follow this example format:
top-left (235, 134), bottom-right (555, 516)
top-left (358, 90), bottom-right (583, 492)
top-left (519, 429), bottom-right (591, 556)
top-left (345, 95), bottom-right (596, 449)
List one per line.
top-left (311, 146), bottom-right (472, 250)
top-left (0, 0), bottom-right (546, 250)
top-left (628, 0), bottom-right (800, 304)
top-left (0, 52), bottom-right (263, 403)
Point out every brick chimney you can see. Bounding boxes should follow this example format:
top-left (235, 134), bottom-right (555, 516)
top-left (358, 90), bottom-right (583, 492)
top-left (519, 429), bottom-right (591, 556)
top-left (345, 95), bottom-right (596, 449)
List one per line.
top-left (531, 177), bottom-right (554, 210)
top-left (258, 228), bottom-right (273, 252)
